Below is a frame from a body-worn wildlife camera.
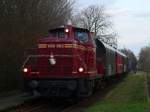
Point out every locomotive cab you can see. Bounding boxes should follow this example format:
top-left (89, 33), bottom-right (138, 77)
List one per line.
top-left (22, 25), bottom-right (97, 97)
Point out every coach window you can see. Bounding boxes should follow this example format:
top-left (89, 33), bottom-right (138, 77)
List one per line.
top-left (75, 31), bottom-right (88, 43)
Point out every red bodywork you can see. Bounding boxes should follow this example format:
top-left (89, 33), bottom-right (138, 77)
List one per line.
top-left (23, 25), bottom-right (97, 79)
top-left (116, 53), bottom-right (124, 74)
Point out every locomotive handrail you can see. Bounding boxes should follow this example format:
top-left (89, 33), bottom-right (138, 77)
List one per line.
top-left (21, 54), bottom-right (87, 70)
top-left (27, 54), bottom-right (78, 58)
top-left (22, 54), bottom-right (74, 68)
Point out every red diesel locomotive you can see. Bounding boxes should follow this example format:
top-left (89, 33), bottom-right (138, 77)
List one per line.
top-left (22, 25), bottom-right (128, 97)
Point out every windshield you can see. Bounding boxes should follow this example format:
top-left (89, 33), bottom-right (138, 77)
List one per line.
top-left (49, 28), bottom-right (65, 38)
top-left (75, 30), bottom-right (89, 43)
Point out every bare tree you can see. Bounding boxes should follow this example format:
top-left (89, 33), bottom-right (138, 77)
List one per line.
top-left (139, 46), bottom-right (150, 71)
top-left (72, 5), bottom-right (111, 36)
top-left (72, 5), bottom-right (118, 48)
top-left (0, 0), bottom-right (73, 34)
top-left (139, 46), bottom-right (150, 99)
top-left (98, 32), bottom-right (118, 48)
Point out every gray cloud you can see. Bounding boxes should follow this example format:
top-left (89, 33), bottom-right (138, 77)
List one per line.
top-left (132, 11), bottom-right (150, 18)
top-left (107, 7), bottom-right (150, 19)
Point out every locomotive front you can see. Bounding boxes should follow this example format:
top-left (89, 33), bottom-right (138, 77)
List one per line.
top-left (22, 25), bottom-right (97, 97)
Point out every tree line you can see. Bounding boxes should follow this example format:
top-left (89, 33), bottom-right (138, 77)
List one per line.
top-left (139, 46), bottom-right (150, 72)
top-left (0, 0), bottom-right (72, 91)
top-left (138, 45), bottom-right (150, 100)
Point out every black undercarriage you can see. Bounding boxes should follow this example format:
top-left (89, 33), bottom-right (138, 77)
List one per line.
top-left (24, 77), bottom-right (97, 98)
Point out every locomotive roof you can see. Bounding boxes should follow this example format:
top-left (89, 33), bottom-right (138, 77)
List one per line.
top-left (49, 25), bottom-right (89, 32)
top-left (97, 38), bottom-right (127, 58)
top-left (116, 50), bottom-right (127, 58)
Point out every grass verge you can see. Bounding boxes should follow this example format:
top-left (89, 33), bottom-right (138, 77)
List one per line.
top-left (86, 72), bottom-right (150, 112)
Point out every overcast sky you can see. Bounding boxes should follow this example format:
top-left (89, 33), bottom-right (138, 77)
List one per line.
top-left (76, 0), bottom-right (150, 56)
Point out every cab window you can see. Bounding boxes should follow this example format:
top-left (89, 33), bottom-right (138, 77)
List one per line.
top-left (74, 30), bottom-right (89, 43)
top-left (49, 28), bottom-right (65, 38)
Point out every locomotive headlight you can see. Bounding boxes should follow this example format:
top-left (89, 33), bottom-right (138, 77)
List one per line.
top-left (23, 68), bottom-right (28, 73)
top-left (78, 67), bottom-right (84, 73)
top-left (65, 28), bottom-right (69, 33)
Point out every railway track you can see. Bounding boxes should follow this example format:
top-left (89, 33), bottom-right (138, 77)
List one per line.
top-left (15, 99), bottom-right (47, 112)
top-left (8, 97), bottom-right (78, 112)
top-left (6, 76), bottom-right (125, 112)
top-left (9, 92), bottom-right (104, 112)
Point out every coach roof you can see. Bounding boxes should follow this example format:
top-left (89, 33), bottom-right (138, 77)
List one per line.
top-left (97, 38), bottom-right (127, 58)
